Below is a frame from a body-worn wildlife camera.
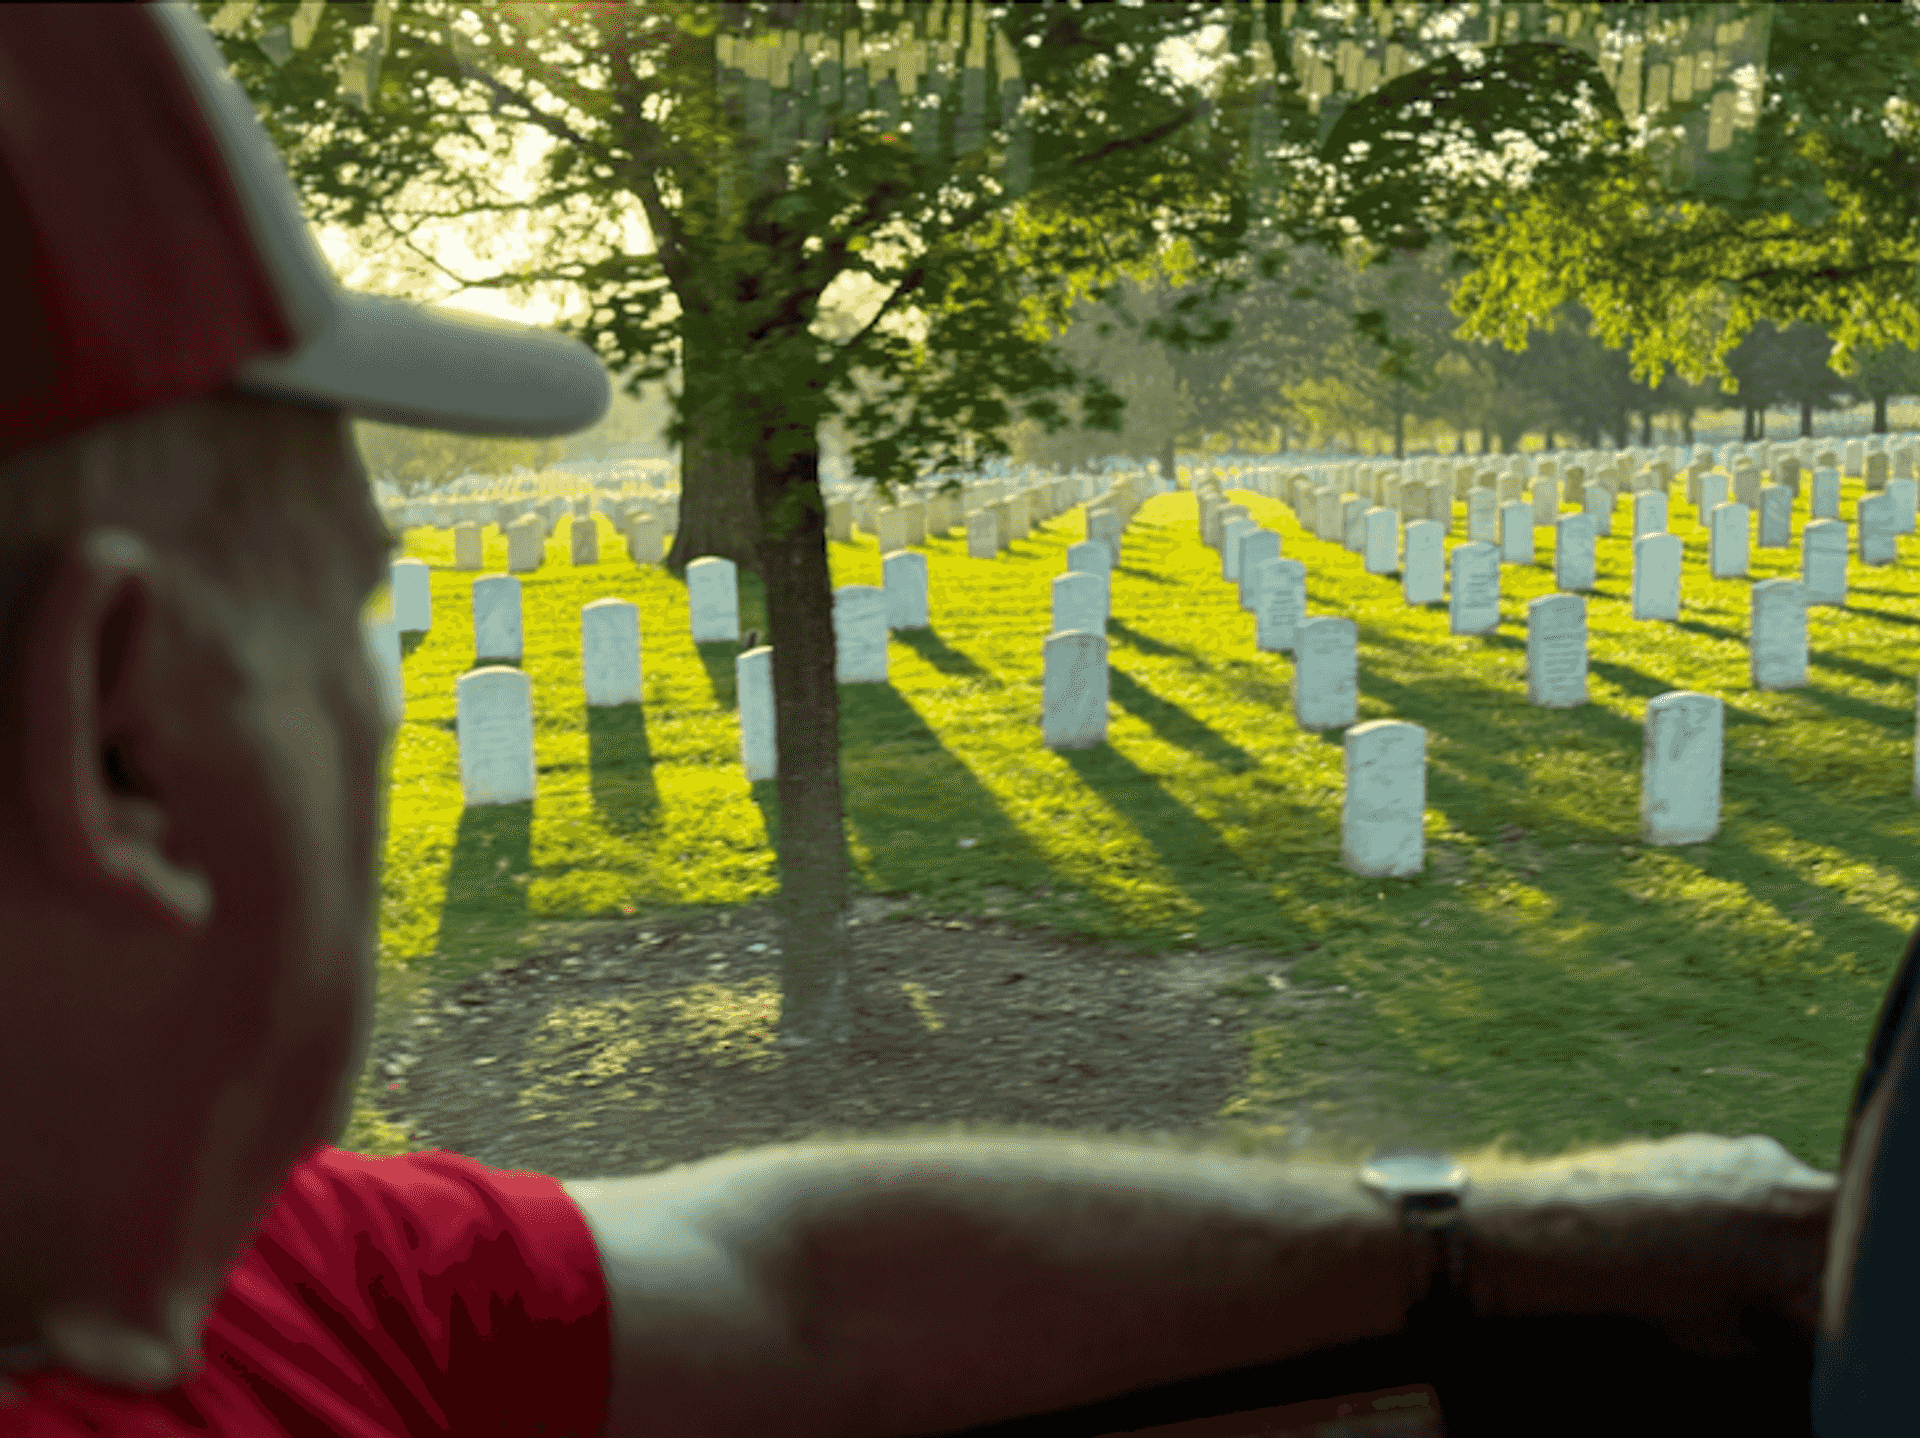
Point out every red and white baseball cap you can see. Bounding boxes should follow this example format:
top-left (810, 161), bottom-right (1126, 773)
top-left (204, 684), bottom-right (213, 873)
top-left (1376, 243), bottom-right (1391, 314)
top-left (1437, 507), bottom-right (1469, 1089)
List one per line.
top-left (0, 2), bottom-right (610, 461)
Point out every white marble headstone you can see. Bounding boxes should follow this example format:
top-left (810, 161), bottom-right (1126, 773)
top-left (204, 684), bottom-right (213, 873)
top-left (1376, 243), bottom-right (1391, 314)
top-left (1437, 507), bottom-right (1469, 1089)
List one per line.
top-left (1527, 593), bottom-right (1588, 707)
top-left (1402, 520), bottom-right (1443, 605)
top-left (1042, 630), bottom-right (1109, 750)
top-left (1088, 508), bottom-right (1123, 567)
top-left (1556, 514), bottom-right (1596, 592)
top-left (876, 506), bottom-right (909, 554)
top-left (1859, 493), bottom-right (1898, 566)
top-left (1221, 518), bottom-right (1259, 582)
top-left (1633, 490), bottom-right (1668, 539)
top-left (1811, 468), bottom-right (1840, 521)
top-left (456, 666), bottom-right (536, 807)
top-left (625, 514), bottom-right (663, 565)
top-left (390, 558), bottom-right (432, 634)
top-left (1363, 507), bottom-right (1398, 575)
top-left (1343, 496), bottom-right (1368, 554)
top-left (1499, 500), bottom-right (1533, 564)
top-left (581, 597), bottom-right (641, 707)
top-left (472, 572), bottom-right (523, 664)
top-left (1802, 518), bottom-right (1848, 607)
top-left (1239, 528), bottom-right (1282, 610)
top-left (1315, 489), bottom-right (1342, 542)
top-left (1052, 571), bottom-right (1106, 637)
top-left (687, 556), bottom-right (741, 644)
top-left (883, 550), bottom-right (930, 629)
top-left (833, 585), bottom-right (889, 683)
top-left (1254, 558), bottom-right (1307, 653)
top-left (1631, 532), bottom-right (1682, 621)
top-left (1341, 720), bottom-right (1426, 879)
top-left (900, 498), bottom-right (928, 546)
top-left (1467, 488), bottom-right (1497, 545)
top-left (967, 509), bottom-right (999, 559)
top-left (1697, 471), bottom-right (1730, 528)
top-left (1293, 616), bottom-right (1358, 732)
top-left (1757, 485), bottom-right (1791, 548)
top-left (1583, 483), bottom-right (1615, 539)
top-left (1531, 476), bottom-right (1560, 529)
top-left (736, 645), bottom-right (777, 781)
top-left (1750, 579), bottom-right (1807, 692)
top-left (1888, 475), bottom-right (1917, 536)
top-left (1641, 691), bottom-right (1722, 846)
top-left (1448, 541), bottom-right (1500, 635)
top-left (570, 515), bottom-right (600, 566)
top-left (1709, 503), bottom-right (1751, 578)
top-left (1066, 539), bottom-right (1113, 579)
top-left (454, 521), bottom-right (483, 571)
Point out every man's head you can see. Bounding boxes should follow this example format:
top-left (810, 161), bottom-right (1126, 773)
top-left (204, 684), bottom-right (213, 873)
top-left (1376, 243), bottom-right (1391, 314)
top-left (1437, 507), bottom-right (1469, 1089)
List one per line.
top-left (0, 390), bottom-right (394, 1389)
top-left (0, 2), bottom-right (606, 1393)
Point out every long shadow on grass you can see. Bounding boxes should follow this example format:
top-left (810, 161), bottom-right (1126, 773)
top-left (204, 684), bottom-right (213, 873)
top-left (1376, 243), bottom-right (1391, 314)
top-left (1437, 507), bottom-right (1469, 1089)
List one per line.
top-left (1354, 666), bottom-right (1646, 839)
top-left (892, 627), bottom-right (991, 680)
top-left (1357, 625), bottom-right (1694, 706)
top-left (1677, 825), bottom-right (1919, 971)
top-left (433, 801), bottom-right (534, 980)
top-left (1837, 604), bottom-right (1920, 630)
top-left (1056, 742), bottom-right (1265, 906)
top-left (1668, 617), bottom-right (1748, 647)
top-left (695, 642), bottom-right (742, 711)
top-left (586, 699), bottom-right (662, 833)
top-left (1108, 668), bottom-right (1259, 773)
top-left (1773, 680), bottom-right (1911, 731)
top-left (1804, 644), bottom-right (1913, 690)
top-left (836, 684), bottom-right (1047, 899)
top-left (1107, 617), bottom-right (1199, 661)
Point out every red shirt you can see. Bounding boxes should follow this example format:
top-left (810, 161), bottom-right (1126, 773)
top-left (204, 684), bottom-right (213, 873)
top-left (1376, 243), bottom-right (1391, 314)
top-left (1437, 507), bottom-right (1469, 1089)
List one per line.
top-left (1, 1148), bottom-right (612, 1438)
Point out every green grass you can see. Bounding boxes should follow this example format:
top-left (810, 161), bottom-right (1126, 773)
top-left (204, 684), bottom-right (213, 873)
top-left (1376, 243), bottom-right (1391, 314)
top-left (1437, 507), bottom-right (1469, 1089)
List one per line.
top-left (349, 474), bottom-right (1920, 1172)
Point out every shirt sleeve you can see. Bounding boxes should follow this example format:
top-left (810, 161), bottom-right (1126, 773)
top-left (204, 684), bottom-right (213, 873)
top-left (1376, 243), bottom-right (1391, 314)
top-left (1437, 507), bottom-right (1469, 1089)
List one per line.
top-left (3, 1146), bottom-right (613, 1438)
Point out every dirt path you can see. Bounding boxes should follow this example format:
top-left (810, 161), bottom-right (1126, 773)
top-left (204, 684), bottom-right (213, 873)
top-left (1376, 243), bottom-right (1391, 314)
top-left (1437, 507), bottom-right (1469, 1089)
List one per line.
top-left (362, 895), bottom-right (1410, 1181)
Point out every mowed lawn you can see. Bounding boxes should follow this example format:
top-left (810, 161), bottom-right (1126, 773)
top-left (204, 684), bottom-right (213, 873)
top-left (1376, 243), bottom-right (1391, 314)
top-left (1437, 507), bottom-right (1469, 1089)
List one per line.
top-left (356, 470), bottom-right (1920, 1172)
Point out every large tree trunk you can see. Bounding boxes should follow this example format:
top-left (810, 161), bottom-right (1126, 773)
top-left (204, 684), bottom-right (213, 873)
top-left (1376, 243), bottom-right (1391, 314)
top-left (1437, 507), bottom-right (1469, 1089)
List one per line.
top-left (1640, 410), bottom-right (1653, 445)
top-left (1875, 394), bottom-right (1889, 433)
top-left (666, 365), bottom-right (763, 575)
top-left (1801, 401), bottom-right (1814, 437)
top-left (754, 433), bottom-right (859, 1048)
top-left (1161, 434), bottom-right (1178, 489)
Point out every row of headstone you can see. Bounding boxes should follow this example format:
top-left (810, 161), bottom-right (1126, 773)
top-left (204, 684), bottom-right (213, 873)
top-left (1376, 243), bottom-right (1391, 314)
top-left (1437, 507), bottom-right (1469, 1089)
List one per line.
top-left (1035, 485), bottom-right (1149, 748)
top-left (1338, 689), bottom-right (1730, 877)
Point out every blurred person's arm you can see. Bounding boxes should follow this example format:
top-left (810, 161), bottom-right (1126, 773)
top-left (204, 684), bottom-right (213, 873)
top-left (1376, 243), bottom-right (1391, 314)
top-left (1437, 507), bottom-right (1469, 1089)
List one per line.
top-left (561, 1132), bottom-right (1835, 1438)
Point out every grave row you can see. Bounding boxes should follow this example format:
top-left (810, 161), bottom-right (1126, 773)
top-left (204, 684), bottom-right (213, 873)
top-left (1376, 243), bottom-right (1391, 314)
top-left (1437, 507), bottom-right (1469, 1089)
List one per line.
top-left (1178, 467), bottom-right (1920, 874)
top-left (1201, 461), bottom-right (1916, 645)
top-left (372, 461), bottom-right (1156, 793)
top-left (825, 467), bottom-right (1168, 562)
top-left (1339, 693), bottom-right (1737, 877)
top-left (1182, 430), bottom-right (1918, 511)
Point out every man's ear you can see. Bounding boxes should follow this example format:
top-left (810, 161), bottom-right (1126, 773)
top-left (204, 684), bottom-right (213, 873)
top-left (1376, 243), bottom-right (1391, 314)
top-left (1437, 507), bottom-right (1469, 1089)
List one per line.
top-left (20, 529), bottom-right (212, 933)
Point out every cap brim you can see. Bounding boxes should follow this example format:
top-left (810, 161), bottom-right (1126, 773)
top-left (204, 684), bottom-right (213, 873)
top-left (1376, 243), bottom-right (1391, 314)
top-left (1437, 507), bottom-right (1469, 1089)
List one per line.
top-left (231, 289), bottom-right (609, 439)
top-left (145, 4), bottom-right (609, 440)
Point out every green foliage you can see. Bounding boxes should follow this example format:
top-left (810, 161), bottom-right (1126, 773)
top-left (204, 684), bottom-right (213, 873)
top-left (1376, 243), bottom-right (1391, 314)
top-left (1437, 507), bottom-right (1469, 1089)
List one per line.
top-left (200, 1), bottom-right (1692, 500)
top-left (1450, 3), bottom-right (1920, 390)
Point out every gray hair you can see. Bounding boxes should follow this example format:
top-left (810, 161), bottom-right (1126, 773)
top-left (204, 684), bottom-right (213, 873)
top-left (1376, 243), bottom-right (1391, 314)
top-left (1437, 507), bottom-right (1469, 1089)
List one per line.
top-left (0, 390), bottom-right (384, 677)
